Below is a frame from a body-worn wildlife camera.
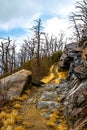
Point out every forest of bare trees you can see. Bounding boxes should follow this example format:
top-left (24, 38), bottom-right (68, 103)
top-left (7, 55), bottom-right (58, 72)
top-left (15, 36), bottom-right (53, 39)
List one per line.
top-left (0, 19), bottom-right (65, 78)
top-left (0, 0), bottom-right (86, 79)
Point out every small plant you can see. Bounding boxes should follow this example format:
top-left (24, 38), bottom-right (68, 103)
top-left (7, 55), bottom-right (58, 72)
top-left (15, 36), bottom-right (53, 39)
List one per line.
top-left (0, 108), bottom-right (24, 130)
top-left (17, 94), bottom-right (28, 101)
top-left (14, 126), bottom-right (25, 130)
top-left (47, 111), bottom-right (59, 128)
top-left (57, 97), bottom-right (62, 102)
top-left (23, 121), bottom-right (30, 128)
top-left (51, 50), bottom-right (62, 64)
top-left (6, 125), bottom-right (13, 130)
top-left (13, 103), bottom-right (21, 109)
top-left (25, 89), bottom-right (31, 95)
top-left (2, 117), bottom-right (15, 126)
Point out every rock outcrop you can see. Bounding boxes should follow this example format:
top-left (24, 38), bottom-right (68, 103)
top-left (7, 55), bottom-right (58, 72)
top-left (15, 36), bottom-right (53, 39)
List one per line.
top-left (59, 41), bottom-right (87, 129)
top-left (73, 65), bottom-right (87, 79)
top-left (0, 69), bottom-right (32, 99)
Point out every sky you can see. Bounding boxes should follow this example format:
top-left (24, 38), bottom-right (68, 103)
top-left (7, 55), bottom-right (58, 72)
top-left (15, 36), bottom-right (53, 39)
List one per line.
top-left (0, 0), bottom-right (78, 43)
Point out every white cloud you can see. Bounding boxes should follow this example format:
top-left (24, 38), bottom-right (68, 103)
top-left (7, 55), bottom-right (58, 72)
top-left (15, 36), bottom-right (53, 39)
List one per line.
top-left (44, 17), bottom-right (69, 36)
top-left (0, 0), bottom-right (41, 22)
top-left (0, 0), bottom-right (79, 43)
top-left (45, 0), bottom-right (77, 17)
top-left (0, 13), bottom-right (41, 31)
top-left (59, 6), bottom-right (76, 16)
top-left (0, 0), bottom-right (77, 30)
top-left (0, 0), bottom-right (42, 30)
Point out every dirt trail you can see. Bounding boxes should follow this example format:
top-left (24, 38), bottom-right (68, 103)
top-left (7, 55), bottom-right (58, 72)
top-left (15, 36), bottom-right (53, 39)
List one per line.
top-left (0, 86), bottom-right (54, 130)
top-left (0, 63), bottom-right (68, 130)
top-left (19, 87), bottom-right (54, 130)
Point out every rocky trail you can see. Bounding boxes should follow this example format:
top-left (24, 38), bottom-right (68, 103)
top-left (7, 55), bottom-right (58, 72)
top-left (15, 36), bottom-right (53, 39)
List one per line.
top-left (0, 42), bottom-right (87, 130)
top-left (0, 63), bottom-right (68, 130)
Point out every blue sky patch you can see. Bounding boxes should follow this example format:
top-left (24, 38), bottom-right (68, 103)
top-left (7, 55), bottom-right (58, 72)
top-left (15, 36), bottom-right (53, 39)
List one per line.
top-left (0, 28), bottom-right (27, 37)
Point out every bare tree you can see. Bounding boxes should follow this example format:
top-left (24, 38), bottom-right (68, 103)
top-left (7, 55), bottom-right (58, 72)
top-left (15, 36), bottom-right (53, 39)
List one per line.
top-left (32, 19), bottom-right (43, 68)
top-left (69, 0), bottom-right (87, 42)
top-left (0, 37), bottom-right (17, 74)
top-left (23, 38), bottom-right (35, 60)
top-left (8, 42), bottom-right (16, 72)
top-left (44, 32), bottom-right (65, 55)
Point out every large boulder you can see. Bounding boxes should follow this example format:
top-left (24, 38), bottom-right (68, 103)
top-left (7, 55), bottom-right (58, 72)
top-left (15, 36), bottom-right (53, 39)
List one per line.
top-left (0, 69), bottom-right (32, 99)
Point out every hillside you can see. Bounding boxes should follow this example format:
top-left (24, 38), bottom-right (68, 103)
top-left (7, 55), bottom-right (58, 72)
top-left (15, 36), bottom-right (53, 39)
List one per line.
top-left (0, 41), bottom-right (87, 130)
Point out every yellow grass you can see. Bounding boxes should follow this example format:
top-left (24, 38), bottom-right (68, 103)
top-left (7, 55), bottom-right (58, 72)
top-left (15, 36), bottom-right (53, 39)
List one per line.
top-left (47, 111), bottom-right (59, 128)
top-left (14, 126), bottom-right (25, 130)
top-left (17, 94), bottom-right (28, 101)
top-left (57, 97), bottom-right (62, 102)
top-left (23, 121), bottom-right (30, 128)
top-left (25, 89), bottom-right (31, 94)
top-left (13, 103), bottom-right (21, 109)
top-left (41, 64), bottom-right (68, 84)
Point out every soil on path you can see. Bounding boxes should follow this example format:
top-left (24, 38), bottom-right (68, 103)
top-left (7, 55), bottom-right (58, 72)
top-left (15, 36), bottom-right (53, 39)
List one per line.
top-left (18, 87), bottom-right (54, 130)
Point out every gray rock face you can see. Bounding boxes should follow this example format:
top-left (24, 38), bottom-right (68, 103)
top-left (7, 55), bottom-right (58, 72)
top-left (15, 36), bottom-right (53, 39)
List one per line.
top-left (63, 79), bottom-right (87, 129)
top-left (36, 81), bottom-right (69, 120)
top-left (73, 65), bottom-right (87, 79)
top-left (37, 101), bottom-right (59, 109)
top-left (40, 91), bottom-right (57, 101)
top-left (59, 42), bottom-right (82, 70)
top-left (60, 42), bottom-right (79, 61)
top-left (83, 40), bottom-right (87, 48)
top-left (43, 84), bottom-right (59, 91)
top-left (59, 41), bottom-right (87, 129)
top-left (0, 69), bottom-right (32, 99)
top-left (82, 29), bottom-right (87, 39)
top-left (66, 80), bottom-right (87, 102)
top-left (82, 47), bottom-right (87, 68)
top-left (77, 95), bottom-right (85, 106)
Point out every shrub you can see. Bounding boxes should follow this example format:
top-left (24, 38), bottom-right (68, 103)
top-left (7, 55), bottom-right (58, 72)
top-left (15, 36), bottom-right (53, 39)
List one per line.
top-left (51, 50), bottom-right (62, 64)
